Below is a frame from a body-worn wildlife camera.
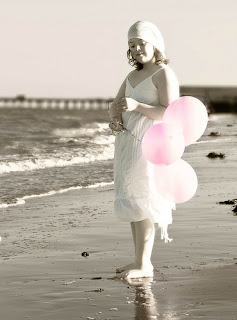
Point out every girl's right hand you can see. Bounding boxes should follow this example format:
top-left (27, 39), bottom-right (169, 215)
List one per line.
top-left (109, 117), bottom-right (123, 132)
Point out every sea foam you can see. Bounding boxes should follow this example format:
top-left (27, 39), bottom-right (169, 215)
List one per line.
top-left (0, 181), bottom-right (114, 208)
top-left (0, 145), bottom-right (114, 174)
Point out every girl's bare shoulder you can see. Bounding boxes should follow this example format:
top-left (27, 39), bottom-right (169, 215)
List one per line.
top-left (127, 69), bottom-right (138, 81)
top-left (153, 65), bottom-right (175, 79)
top-left (153, 65), bottom-right (178, 86)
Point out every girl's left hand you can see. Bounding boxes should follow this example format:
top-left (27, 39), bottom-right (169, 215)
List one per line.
top-left (116, 98), bottom-right (138, 113)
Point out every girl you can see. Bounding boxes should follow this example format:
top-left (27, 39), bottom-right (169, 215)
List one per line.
top-left (109, 21), bottom-right (179, 279)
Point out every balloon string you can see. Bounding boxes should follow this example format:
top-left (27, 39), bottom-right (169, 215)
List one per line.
top-left (112, 122), bottom-right (141, 143)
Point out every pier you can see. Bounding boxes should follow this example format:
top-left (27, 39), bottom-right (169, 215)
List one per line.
top-left (0, 96), bottom-right (113, 110)
top-left (180, 86), bottom-right (237, 113)
top-left (0, 86), bottom-right (237, 112)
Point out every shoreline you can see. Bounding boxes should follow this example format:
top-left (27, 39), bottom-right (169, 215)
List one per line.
top-left (1, 179), bottom-right (237, 319)
top-left (0, 181), bottom-right (114, 209)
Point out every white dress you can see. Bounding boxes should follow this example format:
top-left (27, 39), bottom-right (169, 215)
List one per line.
top-left (113, 66), bottom-right (176, 242)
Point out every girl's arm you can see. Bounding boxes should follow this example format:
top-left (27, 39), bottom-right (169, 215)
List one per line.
top-left (117, 68), bottom-right (179, 121)
top-left (136, 68), bottom-right (179, 120)
top-left (108, 78), bottom-right (126, 121)
top-left (108, 78), bottom-right (127, 131)
top-left (135, 103), bottom-right (166, 121)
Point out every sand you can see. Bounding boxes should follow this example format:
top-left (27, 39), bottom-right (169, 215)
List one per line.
top-left (1, 114), bottom-right (237, 319)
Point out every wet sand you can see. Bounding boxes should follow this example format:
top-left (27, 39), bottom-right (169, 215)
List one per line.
top-left (1, 113), bottom-right (237, 319)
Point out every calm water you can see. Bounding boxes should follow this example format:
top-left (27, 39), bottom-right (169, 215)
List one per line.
top-left (0, 106), bottom-right (237, 208)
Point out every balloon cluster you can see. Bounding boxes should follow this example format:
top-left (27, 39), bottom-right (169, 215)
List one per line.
top-left (142, 96), bottom-right (208, 204)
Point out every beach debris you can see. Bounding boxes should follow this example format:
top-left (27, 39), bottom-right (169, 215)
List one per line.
top-left (206, 152), bottom-right (225, 158)
top-left (218, 199), bottom-right (237, 215)
top-left (232, 205), bottom-right (237, 216)
top-left (110, 308), bottom-right (118, 311)
top-left (81, 251), bottom-right (90, 257)
top-left (91, 277), bottom-right (102, 280)
top-left (85, 288), bottom-right (104, 293)
top-left (93, 288), bottom-right (104, 292)
top-left (219, 199), bottom-right (237, 205)
top-left (0, 236), bottom-right (2, 242)
top-left (208, 131), bottom-right (221, 136)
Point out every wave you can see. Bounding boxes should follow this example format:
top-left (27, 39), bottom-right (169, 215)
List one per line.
top-left (0, 122), bottom-right (115, 174)
top-left (0, 181), bottom-right (114, 208)
top-left (55, 133), bottom-right (115, 146)
top-left (0, 144), bottom-right (114, 174)
top-left (52, 122), bottom-right (110, 138)
top-left (0, 181), bottom-right (114, 209)
top-left (2, 137), bottom-right (230, 174)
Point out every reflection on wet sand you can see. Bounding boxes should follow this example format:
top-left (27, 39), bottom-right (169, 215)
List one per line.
top-left (122, 277), bottom-right (159, 320)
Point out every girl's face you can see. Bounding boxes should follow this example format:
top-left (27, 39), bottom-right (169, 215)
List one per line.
top-left (128, 38), bottom-right (155, 64)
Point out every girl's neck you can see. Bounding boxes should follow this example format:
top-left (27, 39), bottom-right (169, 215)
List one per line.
top-left (140, 62), bottom-right (164, 73)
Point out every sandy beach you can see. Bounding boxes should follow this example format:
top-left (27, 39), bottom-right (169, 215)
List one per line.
top-left (1, 113), bottom-right (237, 320)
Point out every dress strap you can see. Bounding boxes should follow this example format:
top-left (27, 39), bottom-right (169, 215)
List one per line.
top-left (150, 65), bottom-right (167, 78)
top-left (126, 70), bottom-right (135, 81)
top-left (126, 66), bottom-right (167, 89)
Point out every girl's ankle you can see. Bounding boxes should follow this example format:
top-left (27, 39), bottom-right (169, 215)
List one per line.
top-left (135, 262), bottom-right (153, 270)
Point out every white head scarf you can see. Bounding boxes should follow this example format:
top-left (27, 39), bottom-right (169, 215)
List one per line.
top-left (128, 21), bottom-right (165, 55)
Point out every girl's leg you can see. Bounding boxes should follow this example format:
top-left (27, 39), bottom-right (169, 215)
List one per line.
top-left (116, 222), bottom-right (136, 273)
top-left (118, 218), bottom-right (155, 279)
top-left (134, 218), bottom-right (155, 270)
top-left (131, 221), bottom-right (136, 252)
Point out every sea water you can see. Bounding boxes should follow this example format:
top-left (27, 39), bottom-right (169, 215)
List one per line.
top-left (1, 106), bottom-right (237, 209)
top-left (0, 107), bottom-right (114, 208)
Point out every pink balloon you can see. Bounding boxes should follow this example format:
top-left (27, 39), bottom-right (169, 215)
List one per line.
top-left (142, 123), bottom-right (185, 165)
top-left (154, 159), bottom-right (198, 203)
top-left (163, 96), bottom-right (208, 146)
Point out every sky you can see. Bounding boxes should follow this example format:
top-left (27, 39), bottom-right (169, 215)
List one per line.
top-left (0, 0), bottom-right (236, 99)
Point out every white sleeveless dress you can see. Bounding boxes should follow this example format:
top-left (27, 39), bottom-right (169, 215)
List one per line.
top-left (113, 66), bottom-right (176, 242)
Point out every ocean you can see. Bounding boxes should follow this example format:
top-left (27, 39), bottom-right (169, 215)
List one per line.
top-left (1, 105), bottom-right (237, 209)
top-left (0, 107), bottom-right (114, 208)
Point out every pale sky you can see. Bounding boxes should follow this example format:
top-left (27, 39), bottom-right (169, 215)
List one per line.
top-left (0, 0), bottom-right (236, 98)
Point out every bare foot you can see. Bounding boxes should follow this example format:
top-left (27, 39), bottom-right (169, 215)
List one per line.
top-left (116, 263), bottom-right (135, 273)
top-left (117, 265), bottom-right (154, 279)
